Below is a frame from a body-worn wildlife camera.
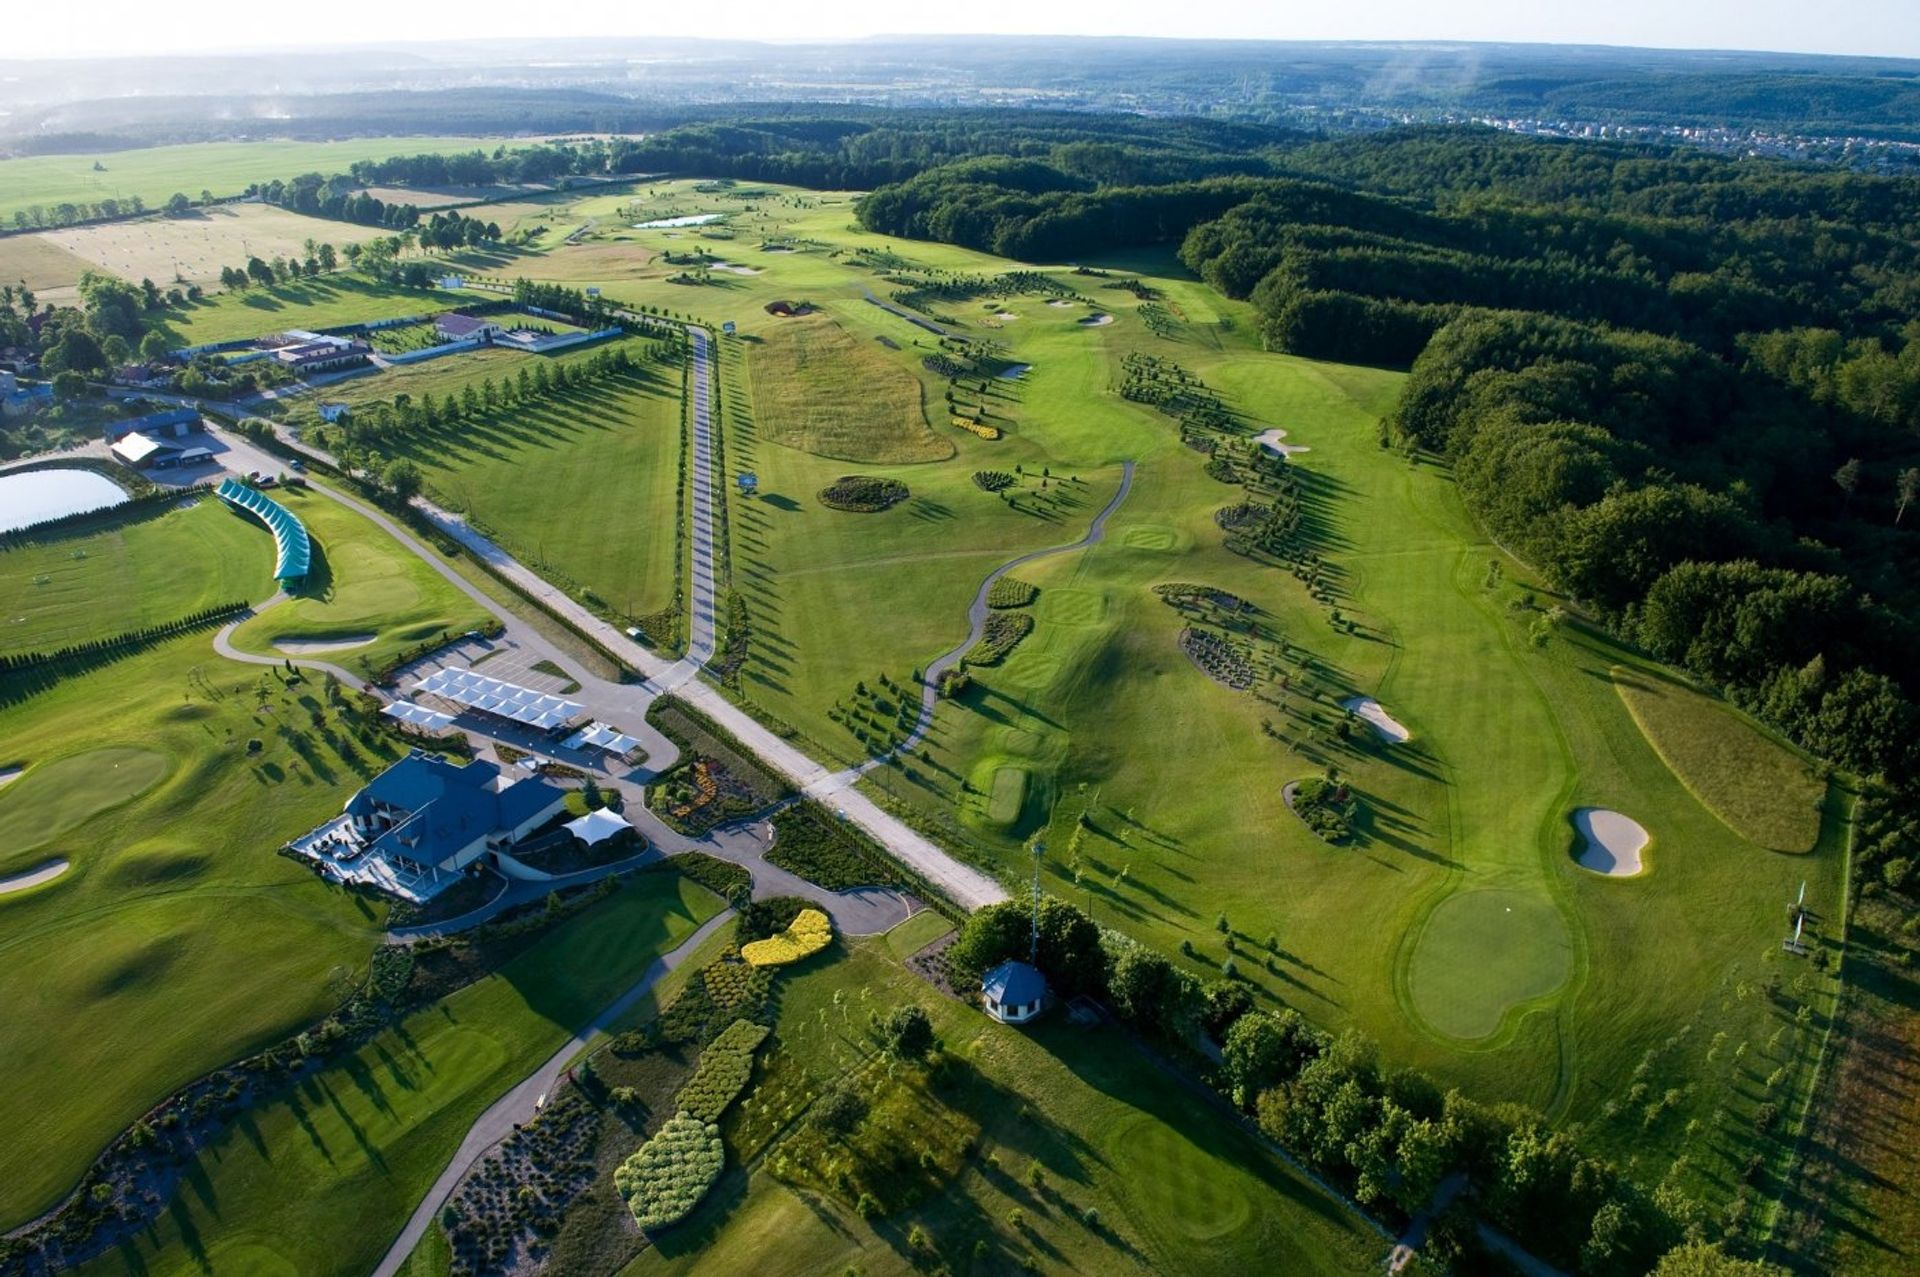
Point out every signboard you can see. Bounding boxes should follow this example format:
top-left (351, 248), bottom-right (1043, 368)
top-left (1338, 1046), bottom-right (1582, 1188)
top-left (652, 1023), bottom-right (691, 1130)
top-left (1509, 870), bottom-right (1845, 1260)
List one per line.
top-left (722, 320), bottom-right (737, 335)
top-left (737, 472), bottom-right (759, 494)
top-left (586, 287), bottom-right (601, 297)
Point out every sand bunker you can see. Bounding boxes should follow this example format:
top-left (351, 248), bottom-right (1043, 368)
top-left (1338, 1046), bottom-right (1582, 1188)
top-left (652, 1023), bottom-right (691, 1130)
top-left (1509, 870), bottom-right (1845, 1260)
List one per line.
top-left (1079, 313), bottom-right (1114, 326)
top-left (0, 858), bottom-right (69, 895)
top-left (1254, 428), bottom-right (1310, 457)
top-left (998, 363), bottom-right (1032, 379)
top-left (993, 310), bottom-right (1019, 320)
top-left (1572, 808), bottom-right (1649, 877)
top-left (275, 634), bottom-right (375, 654)
top-left (633, 213), bottom-right (725, 229)
top-left (1341, 696), bottom-right (1411, 743)
top-left (0, 766), bottom-right (21, 788)
top-left (1046, 299), bottom-right (1075, 308)
top-left (710, 262), bottom-right (762, 275)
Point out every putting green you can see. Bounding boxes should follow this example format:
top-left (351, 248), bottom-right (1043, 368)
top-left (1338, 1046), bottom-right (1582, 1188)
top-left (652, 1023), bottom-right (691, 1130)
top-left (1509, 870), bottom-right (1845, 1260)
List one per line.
top-left (1120, 524), bottom-right (1179, 551)
top-left (0, 746), bottom-right (170, 873)
top-left (1109, 1114), bottom-right (1254, 1242)
top-left (1039, 587), bottom-right (1107, 626)
top-left (987, 766), bottom-right (1029, 827)
top-left (1406, 888), bottom-right (1574, 1040)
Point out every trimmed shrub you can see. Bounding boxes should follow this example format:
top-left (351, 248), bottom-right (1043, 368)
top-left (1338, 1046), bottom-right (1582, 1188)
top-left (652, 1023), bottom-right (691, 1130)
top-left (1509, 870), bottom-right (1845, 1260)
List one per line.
top-left (741, 908), bottom-right (834, 967)
top-left (677, 1018), bottom-right (771, 1121)
top-left (612, 1112), bottom-right (725, 1230)
top-left (986, 577), bottom-right (1039, 609)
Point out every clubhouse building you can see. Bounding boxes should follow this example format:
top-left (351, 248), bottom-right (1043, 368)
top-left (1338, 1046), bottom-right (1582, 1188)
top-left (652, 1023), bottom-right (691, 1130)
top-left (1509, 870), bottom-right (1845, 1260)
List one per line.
top-left (286, 750), bottom-right (568, 901)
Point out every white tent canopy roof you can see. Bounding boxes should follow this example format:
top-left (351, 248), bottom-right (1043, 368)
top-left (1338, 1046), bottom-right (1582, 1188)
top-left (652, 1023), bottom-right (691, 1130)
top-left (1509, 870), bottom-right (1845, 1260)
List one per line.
top-left (413, 668), bottom-right (584, 730)
top-left (382, 700), bottom-right (456, 731)
top-left (564, 807), bottom-right (632, 847)
top-left (560, 721), bottom-right (643, 755)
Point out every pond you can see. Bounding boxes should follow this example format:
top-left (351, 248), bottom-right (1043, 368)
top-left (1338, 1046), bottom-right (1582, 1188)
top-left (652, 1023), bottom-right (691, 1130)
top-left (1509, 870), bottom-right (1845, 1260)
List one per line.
top-left (0, 468), bottom-right (130, 534)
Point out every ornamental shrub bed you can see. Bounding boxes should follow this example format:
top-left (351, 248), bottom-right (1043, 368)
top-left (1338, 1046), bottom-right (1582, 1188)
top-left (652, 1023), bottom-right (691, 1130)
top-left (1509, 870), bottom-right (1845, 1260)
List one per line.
top-left (612, 1112), bottom-right (725, 1231)
top-left (1287, 775), bottom-right (1360, 844)
top-left (676, 1019), bottom-right (771, 1122)
top-left (741, 908), bottom-right (834, 967)
top-left (985, 577), bottom-right (1038, 609)
top-left (963, 611), bottom-right (1034, 667)
top-left (818, 475), bottom-right (909, 512)
top-left (950, 417), bottom-right (1001, 440)
top-left (972, 469), bottom-right (1015, 492)
top-left (766, 803), bottom-right (905, 891)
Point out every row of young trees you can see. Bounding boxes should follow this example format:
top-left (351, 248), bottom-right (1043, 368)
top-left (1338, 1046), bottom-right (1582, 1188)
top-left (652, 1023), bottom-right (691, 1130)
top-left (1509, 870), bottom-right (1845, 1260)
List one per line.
top-left (946, 897), bottom-right (1751, 1277)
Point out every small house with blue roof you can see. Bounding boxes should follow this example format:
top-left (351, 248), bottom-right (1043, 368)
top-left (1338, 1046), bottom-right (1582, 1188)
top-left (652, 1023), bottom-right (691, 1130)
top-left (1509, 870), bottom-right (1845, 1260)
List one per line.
top-left (982, 959), bottom-right (1049, 1025)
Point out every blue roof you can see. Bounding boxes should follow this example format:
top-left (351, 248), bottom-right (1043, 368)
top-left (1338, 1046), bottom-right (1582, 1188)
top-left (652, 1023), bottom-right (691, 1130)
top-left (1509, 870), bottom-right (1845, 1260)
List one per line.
top-left (218, 476), bottom-right (311, 583)
top-left (982, 959), bottom-right (1048, 1005)
top-left (104, 407), bottom-right (198, 440)
top-left (348, 750), bottom-right (566, 867)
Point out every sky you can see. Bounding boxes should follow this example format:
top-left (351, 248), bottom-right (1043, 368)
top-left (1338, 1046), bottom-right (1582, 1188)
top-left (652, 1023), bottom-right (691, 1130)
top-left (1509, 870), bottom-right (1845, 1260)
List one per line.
top-left (10, 0), bottom-right (1920, 61)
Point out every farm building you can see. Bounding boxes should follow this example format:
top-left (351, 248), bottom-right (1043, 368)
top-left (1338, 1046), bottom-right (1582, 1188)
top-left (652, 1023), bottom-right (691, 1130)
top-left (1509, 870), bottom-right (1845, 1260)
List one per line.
top-left (101, 407), bottom-right (198, 442)
top-left (273, 339), bottom-right (372, 374)
top-left (435, 312), bottom-right (504, 343)
top-left (286, 750), bottom-right (568, 900)
top-left (109, 431), bottom-right (184, 469)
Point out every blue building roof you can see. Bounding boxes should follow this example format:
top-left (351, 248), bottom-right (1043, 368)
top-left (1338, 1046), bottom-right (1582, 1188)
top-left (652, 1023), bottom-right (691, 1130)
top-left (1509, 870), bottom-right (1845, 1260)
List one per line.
top-left (103, 407), bottom-right (198, 440)
top-left (982, 959), bottom-right (1048, 1006)
top-left (347, 750), bottom-right (566, 868)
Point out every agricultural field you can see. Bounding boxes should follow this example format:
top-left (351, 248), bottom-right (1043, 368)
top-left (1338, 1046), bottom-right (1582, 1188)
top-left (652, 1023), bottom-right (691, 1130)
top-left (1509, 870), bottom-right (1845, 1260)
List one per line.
top-left (0, 494), bottom-right (266, 655)
top-left (27, 203), bottom-right (391, 302)
top-left (0, 630), bottom-right (394, 1226)
top-left (224, 481), bottom-right (494, 676)
top-left (0, 232), bottom-right (99, 301)
top-left (0, 136), bottom-right (500, 225)
top-left (75, 873), bottom-right (724, 1277)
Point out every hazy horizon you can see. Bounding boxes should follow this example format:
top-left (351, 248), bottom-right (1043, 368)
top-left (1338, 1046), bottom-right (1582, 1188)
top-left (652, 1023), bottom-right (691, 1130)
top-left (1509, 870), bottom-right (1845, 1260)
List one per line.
top-left (9, 1), bottom-right (1920, 62)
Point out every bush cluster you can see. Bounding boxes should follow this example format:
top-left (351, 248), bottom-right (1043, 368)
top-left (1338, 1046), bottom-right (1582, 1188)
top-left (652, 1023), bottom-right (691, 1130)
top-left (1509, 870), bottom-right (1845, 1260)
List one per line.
top-left (612, 1112), bottom-right (725, 1231)
top-left (741, 908), bottom-right (834, 967)
top-left (817, 475), bottom-right (910, 512)
top-left (985, 577), bottom-right (1038, 609)
top-left (677, 1018), bottom-right (771, 1121)
top-left (963, 610), bottom-right (1034, 666)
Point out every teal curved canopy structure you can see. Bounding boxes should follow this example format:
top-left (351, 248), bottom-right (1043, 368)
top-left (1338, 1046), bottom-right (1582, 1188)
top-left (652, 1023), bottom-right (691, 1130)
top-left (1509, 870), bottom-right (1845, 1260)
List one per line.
top-left (218, 477), bottom-right (312, 586)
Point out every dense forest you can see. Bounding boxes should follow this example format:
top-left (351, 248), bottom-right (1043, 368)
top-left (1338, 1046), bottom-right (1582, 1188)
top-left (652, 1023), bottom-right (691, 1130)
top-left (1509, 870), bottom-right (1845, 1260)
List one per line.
top-left (849, 124), bottom-right (1920, 890)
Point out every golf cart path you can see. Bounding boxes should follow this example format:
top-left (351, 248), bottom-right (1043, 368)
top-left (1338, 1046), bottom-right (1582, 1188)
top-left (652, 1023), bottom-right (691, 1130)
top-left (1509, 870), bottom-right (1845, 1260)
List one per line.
top-left (211, 593), bottom-right (371, 690)
top-left (822, 460), bottom-right (1136, 789)
top-left (367, 910), bottom-right (735, 1277)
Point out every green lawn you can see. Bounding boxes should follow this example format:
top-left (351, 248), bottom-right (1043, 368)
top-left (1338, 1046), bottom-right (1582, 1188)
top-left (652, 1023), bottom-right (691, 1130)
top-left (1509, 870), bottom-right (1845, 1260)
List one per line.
top-left (745, 308), bottom-right (950, 463)
top-left (0, 137), bottom-right (500, 224)
top-left (624, 929), bottom-right (1383, 1277)
top-left (0, 495), bottom-right (269, 656)
top-left (147, 276), bottom-right (454, 347)
top-left (75, 873), bottom-right (724, 1277)
top-left (0, 634), bottom-right (397, 1227)
top-left (226, 481), bottom-right (493, 675)
top-left (323, 347), bottom-right (686, 624)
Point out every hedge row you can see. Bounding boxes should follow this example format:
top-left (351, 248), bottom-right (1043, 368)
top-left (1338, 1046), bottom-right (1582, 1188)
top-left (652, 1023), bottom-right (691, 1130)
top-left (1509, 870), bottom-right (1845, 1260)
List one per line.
top-left (0, 601), bottom-right (247, 671)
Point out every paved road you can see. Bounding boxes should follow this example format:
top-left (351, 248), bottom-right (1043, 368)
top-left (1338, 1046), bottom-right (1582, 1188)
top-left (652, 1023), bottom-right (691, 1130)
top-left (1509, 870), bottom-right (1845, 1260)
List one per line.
top-left (367, 910), bottom-right (736, 1277)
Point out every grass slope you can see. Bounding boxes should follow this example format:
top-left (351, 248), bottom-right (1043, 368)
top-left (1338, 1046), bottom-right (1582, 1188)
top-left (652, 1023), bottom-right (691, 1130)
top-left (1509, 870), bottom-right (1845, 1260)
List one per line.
top-left (75, 875), bottom-right (723, 1277)
top-left (0, 496), bottom-right (266, 656)
top-left (1613, 665), bottom-right (1826, 852)
top-left (747, 310), bottom-right (950, 463)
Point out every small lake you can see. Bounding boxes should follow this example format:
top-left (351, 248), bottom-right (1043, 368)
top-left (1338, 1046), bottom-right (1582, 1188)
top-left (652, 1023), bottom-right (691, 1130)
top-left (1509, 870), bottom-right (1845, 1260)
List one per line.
top-left (0, 468), bottom-right (130, 533)
top-left (632, 213), bottom-right (726, 229)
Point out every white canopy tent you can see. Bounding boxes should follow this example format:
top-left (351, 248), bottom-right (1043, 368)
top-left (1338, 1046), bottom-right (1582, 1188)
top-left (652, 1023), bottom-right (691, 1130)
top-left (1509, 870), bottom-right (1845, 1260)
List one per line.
top-left (559, 721), bottom-right (644, 756)
top-left (381, 700), bottom-right (457, 731)
top-left (564, 807), bottom-right (632, 847)
top-left (413, 668), bottom-right (585, 731)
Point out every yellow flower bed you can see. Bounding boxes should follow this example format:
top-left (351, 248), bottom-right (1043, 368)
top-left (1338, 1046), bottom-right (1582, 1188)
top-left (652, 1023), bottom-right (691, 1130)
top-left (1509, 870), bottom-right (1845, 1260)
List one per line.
top-left (741, 908), bottom-right (834, 967)
top-left (951, 417), bottom-right (1002, 440)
